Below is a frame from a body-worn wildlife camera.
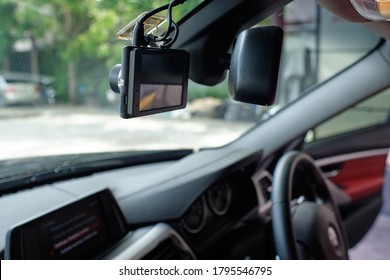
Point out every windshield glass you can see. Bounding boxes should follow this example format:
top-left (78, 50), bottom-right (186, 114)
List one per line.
top-left (0, 0), bottom-right (379, 161)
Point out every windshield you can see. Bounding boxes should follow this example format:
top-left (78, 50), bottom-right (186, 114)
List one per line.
top-left (0, 0), bottom-right (379, 161)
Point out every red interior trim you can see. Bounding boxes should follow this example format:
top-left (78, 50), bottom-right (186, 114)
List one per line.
top-left (330, 155), bottom-right (386, 201)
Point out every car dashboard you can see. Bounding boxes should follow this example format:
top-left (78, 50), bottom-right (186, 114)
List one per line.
top-left (0, 146), bottom-right (283, 260)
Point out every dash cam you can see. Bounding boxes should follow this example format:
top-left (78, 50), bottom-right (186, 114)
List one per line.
top-left (109, 46), bottom-right (190, 119)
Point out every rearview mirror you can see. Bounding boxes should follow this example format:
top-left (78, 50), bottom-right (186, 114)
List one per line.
top-left (228, 26), bottom-right (283, 106)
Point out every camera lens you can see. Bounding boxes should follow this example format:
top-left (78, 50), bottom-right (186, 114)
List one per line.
top-left (109, 64), bottom-right (122, 94)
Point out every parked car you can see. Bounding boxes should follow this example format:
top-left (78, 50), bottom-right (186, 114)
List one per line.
top-left (0, 73), bottom-right (55, 107)
top-left (0, 75), bottom-right (7, 107)
top-left (0, 0), bottom-right (390, 261)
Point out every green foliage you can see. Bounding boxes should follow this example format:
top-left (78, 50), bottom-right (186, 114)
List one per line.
top-left (0, 2), bottom-right (17, 60)
top-left (188, 80), bottom-right (228, 102)
top-left (0, 0), bottom-right (213, 104)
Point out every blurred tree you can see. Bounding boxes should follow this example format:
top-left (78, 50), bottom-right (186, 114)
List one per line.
top-left (43, 0), bottom-right (155, 103)
top-left (0, 1), bottom-right (17, 71)
top-left (15, 3), bottom-right (56, 76)
top-left (0, 0), bottom-right (204, 104)
top-left (45, 0), bottom-right (96, 103)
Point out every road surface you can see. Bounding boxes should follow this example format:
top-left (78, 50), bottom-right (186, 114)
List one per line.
top-left (0, 105), bottom-right (253, 160)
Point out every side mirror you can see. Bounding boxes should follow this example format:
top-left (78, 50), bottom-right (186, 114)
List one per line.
top-left (228, 26), bottom-right (284, 106)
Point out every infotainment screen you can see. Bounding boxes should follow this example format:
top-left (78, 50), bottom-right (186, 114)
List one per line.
top-left (5, 189), bottom-right (128, 259)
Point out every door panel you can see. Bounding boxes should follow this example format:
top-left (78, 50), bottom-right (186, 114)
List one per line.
top-left (312, 149), bottom-right (388, 248)
top-left (316, 150), bottom-right (387, 202)
top-left (305, 123), bottom-right (390, 203)
top-left (307, 147), bottom-right (389, 248)
top-left (303, 108), bottom-right (390, 248)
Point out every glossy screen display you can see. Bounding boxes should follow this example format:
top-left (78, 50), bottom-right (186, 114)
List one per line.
top-left (6, 189), bottom-right (127, 260)
top-left (139, 84), bottom-right (182, 111)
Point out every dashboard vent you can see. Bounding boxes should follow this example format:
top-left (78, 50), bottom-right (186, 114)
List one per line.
top-left (259, 175), bottom-right (272, 201)
top-left (142, 237), bottom-right (194, 260)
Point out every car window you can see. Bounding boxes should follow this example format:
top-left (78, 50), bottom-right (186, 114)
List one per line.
top-left (0, 0), bottom-right (381, 161)
top-left (306, 88), bottom-right (390, 141)
top-left (266, 0), bottom-right (380, 112)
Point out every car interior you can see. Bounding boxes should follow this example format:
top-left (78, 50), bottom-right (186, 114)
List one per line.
top-left (1, 0), bottom-right (390, 260)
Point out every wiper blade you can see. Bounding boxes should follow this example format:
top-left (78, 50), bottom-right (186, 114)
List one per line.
top-left (0, 149), bottom-right (192, 195)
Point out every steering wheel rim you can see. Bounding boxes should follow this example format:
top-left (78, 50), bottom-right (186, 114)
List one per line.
top-left (271, 151), bottom-right (349, 260)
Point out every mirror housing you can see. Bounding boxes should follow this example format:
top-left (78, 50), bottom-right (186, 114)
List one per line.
top-left (228, 26), bottom-right (283, 106)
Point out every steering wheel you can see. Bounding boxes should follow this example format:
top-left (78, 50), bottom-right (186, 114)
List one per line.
top-left (271, 151), bottom-right (349, 259)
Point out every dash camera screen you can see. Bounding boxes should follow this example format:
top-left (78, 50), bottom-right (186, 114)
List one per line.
top-left (138, 52), bottom-right (187, 112)
top-left (139, 84), bottom-right (182, 111)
